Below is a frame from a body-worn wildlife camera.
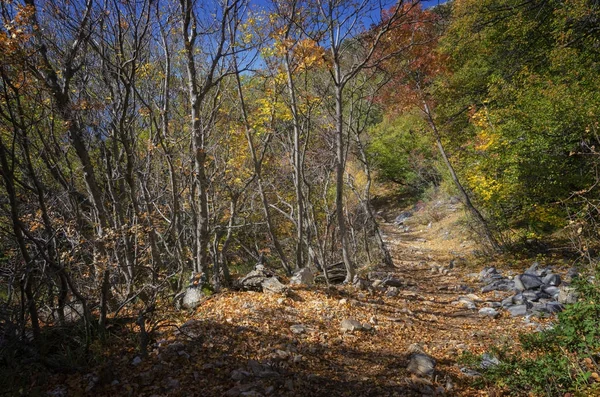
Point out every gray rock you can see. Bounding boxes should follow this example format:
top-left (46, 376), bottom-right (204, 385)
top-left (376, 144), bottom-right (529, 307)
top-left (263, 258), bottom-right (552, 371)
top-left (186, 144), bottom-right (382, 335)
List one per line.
top-left (340, 318), bottom-right (363, 332)
top-left (456, 297), bottom-right (477, 310)
top-left (478, 308), bottom-right (499, 318)
top-left (480, 353), bottom-right (500, 369)
top-left (262, 277), bottom-right (287, 294)
top-left (531, 302), bottom-right (550, 315)
top-left (394, 211), bottom-right (413, 225)
top-left (290, 268), bottom-right (314, 286)
top-left (460, 367), bottom-right (481, 377)
top-left (558, 286), bottom-right (579, 304)
top-left (486, 301), bottom-right (502, 308)
top-left (290, 324), bottom-right (306, 334)
top-left (182, 287), bottom-right (205, 309)
top-left (385, 286), bottom-right (399, 297)
top-left (508, 305), bottom-right (528, 317)
top-left (230, 369), bottom-right (251, 381)
top-left (512, 293), bottom-right (526, 305)
top-left (522, 290), bottom-right (540, 302)
top-left (542, 286), bottom-right (560, 297)
top-left (353, 276), bottom-right (369, 291)
top-left (241, 392), bottom-right (264, 397)
top-left (524, 262), bottom-right (540, 276)
top-left (238, 264), bottom-right (275, 291)
top-left (520, 274), bottom-right (543, 290)
top-left (407, 353), bottom-right (436, 376)
top-left (542, 273), bottom-right (561, 287)
top-left (567, 267), bottom-right (579, 281)
top-left (371, 279), bottom-right (384, 289)
top-left (368, 271), bottom-right (389, 280)
top-left (132, 356), bottom-right (142, 366)
top-left (545, 301), bottom-right (564, 313)
top-left (513, 275), bottom-right (525, 292)
top-left (501, 296), bottom-right (514, 308)
top-left (482, 279), bottom-right (514, 292)
top-left (382, 276), bottom-right (404, 288)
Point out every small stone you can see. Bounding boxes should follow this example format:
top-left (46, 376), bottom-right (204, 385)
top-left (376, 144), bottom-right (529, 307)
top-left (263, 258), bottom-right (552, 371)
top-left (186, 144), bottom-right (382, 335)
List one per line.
top-left (339, 298), bottom-right (348, 305)
top-left (230, 369), bottom-right (250, 381)
top-left (290, 324), bottom-right (306, 334)
top-left (478, 307), bottom-right (499, 318)
top-left (285, 379), bottom-right (294, 391)
top-left (277, 298), bottom-right (285, 304)
top-left (385, 286), bottom-right (399, 297)
top-left (166, 378), bottom-right (180, 390)
top-left (132, 356), bottom-right (142, 366)
top-left (460, 367), bottom-right (481, 377)
top-left (240, 392), bottom-right (264, 397)
top-left (362, 322), bottom-right (373, 331)
top-left (340, 318), bottom-right (363, 332)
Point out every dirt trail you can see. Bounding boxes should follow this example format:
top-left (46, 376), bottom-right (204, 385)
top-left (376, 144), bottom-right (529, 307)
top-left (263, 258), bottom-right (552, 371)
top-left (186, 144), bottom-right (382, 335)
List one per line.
top-left (77, 199), bottom-right (536, 396)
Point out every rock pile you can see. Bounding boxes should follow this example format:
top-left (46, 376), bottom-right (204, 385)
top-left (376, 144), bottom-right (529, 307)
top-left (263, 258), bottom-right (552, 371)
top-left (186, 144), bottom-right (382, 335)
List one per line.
top-left (237, 264), bottom-right (287, 294)
top-left (478, 263), bottom-right (578, 317)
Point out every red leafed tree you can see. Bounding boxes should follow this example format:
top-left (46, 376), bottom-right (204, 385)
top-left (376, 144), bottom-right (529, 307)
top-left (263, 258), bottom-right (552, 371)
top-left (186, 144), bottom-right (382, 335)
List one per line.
top-left (375, 4), bottom-right (501, 252)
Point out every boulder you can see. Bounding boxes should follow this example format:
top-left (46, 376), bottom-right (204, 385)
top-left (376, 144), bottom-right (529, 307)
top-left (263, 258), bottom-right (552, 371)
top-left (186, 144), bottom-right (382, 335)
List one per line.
top-left (262, 277), bottom-right (287, 294)
top-left (558, 286), bottom-right (579, 304)
top-left (340, 318), bottom-right (363, 332)
top-left (238, 264), bottom-right (275, 291)
top-left (290, 268), bottom-right (314, 286)
top-left (182, 287), bottom-right (205, 309)
top-left (407, 353), bottom-right (436, 377)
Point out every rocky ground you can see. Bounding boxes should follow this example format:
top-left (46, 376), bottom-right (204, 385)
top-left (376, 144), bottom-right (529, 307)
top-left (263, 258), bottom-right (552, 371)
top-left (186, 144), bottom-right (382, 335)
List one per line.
top-left (46, 196), bottom-right (572, 397)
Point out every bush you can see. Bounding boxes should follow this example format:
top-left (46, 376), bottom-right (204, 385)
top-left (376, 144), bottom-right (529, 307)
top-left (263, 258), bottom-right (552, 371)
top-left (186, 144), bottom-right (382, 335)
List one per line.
top-left (367, 112), bottom-right (440, 192)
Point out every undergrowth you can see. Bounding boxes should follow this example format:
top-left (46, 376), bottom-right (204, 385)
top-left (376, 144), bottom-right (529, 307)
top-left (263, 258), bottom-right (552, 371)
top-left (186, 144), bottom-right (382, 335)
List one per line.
top-left (461, 272), bottom-right (600, 396)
